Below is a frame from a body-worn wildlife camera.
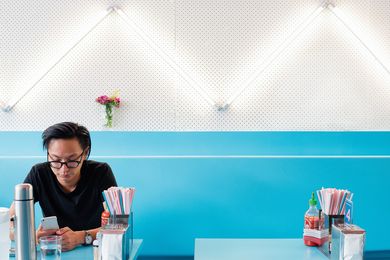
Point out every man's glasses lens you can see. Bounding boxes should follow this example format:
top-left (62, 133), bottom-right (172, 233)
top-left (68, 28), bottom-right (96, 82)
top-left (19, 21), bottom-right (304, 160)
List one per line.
top-left (49, 161), bottom-right (80, 169)
top-left (47, 151), bottom-right (84, 169)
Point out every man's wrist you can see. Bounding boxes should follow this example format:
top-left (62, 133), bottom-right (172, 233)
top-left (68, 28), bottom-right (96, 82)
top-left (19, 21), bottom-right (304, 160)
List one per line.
top-left (78, 231), bottom-right (86, 245)
top-left (80, 230), bottom-right (93, 245)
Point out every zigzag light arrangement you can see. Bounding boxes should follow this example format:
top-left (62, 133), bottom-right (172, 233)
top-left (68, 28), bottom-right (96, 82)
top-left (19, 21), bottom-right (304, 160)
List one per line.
top-left (0, 7), bottom-right (216, 112)
top-left (1, 2), bottom-right (389, 112)
top-left (221, 1), bottom-right (390, 109)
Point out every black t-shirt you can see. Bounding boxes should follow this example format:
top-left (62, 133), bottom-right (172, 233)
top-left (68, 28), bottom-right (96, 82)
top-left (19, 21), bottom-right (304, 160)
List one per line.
top-left (24, 160), bottom-right (117, 231)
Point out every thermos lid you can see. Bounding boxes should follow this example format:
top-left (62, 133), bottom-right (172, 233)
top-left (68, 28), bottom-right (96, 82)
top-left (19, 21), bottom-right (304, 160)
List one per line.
top-left (14, 183), bottom-right (33, 201)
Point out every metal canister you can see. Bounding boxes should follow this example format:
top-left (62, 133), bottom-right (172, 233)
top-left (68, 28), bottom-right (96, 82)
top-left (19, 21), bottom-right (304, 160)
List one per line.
top-left (14, 183), bottom-right (36, 260)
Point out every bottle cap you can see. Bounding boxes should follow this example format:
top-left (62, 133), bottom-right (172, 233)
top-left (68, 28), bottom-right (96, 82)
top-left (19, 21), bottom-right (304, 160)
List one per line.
top-left (309, 192), bottom-right (317, 206)
top-left (14, 183), bottom-right (33, 201)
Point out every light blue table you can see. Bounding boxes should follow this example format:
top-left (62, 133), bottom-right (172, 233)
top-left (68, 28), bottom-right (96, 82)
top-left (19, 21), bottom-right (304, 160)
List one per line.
top-left (61, 239), bottom-right (142, 260)
top-left (8, 239), bottom-right (142, 260)
top-left (195, 239), bottom-right (327, 260)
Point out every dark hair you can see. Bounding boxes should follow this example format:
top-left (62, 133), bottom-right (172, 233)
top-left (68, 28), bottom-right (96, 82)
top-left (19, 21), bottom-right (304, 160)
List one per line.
top-left (42, 122), bottom-right (91, 158)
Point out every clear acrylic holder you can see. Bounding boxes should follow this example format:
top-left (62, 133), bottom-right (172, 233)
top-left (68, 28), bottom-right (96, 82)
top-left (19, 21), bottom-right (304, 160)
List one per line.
top-left (100, 212), bottom-right (133, 259)
top-left (318, 214), bottom-right (344, 257)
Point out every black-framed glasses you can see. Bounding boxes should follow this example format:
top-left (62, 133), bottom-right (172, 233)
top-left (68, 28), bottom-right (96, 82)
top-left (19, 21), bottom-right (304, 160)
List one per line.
top-left (47, 151), bottom-right (84, 169)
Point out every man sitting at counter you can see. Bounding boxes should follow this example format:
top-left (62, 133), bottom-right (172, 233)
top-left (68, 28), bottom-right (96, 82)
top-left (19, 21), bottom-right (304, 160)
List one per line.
top-left (9, 122), bottom-right (117, 251)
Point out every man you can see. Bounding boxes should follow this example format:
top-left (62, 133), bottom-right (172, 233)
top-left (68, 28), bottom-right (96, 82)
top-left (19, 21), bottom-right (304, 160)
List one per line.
top-left (10, 122), bottom-right (117, 251)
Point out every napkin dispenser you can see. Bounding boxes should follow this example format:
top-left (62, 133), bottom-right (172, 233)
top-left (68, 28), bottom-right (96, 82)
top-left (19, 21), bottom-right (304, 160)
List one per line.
top-left (331, 223), bottom-right (365, 260)
top-left (100, 213), bottom-right (133, 260)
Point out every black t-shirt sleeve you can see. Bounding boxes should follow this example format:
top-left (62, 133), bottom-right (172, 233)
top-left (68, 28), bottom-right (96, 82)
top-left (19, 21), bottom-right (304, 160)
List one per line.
top-left (98, 163), bottom-right (118, 201)
top-left (23, 166), bottom-right (40, 203)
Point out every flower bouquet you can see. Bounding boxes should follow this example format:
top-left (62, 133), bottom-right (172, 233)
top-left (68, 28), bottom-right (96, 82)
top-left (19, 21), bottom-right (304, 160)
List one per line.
top-left (96, 91), bottom-right (121, 128)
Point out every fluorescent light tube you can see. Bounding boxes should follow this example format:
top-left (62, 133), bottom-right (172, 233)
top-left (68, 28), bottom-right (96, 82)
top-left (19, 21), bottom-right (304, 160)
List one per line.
top-left (114, 7), bottom-right (216, 107)
top-left (328, 4), bottom-right (390, 75)
top-left (221, 3), bottom-right (326, 110)
top-left (3, 9), bottom-right (114, 112)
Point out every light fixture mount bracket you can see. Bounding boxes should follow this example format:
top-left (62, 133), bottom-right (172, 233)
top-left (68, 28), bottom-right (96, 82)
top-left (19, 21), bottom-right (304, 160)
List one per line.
top-left (215, 103), bottom-right (229, 111)
top-left (108, 6), bottom-right (120, 12)
top-left (321, 0), bottom-right (336, 7)
top-left (1, 104), bottom-right (11, 112)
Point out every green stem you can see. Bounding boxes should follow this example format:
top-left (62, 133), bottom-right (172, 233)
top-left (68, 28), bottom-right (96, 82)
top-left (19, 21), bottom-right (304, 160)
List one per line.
top-left (105, 104), bottom-right (113, 127)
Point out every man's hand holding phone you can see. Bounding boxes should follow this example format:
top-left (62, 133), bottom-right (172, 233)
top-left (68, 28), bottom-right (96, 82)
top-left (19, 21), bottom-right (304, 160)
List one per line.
top-left (36, 216), bottom-right (59, 241)
top-left (41, 216), bottom-right (59, 230)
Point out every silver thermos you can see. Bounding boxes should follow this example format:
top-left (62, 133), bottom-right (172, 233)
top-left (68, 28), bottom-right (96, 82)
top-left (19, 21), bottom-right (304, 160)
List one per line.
top-left (14, 183), bottom-right (36, 260)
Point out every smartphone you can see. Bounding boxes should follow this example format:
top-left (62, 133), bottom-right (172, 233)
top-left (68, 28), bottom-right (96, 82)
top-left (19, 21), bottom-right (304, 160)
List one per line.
top-left (41, 216), bottom-right (59, 230)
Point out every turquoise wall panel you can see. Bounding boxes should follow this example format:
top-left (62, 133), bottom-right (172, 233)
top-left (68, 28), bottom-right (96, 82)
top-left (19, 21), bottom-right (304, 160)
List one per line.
top-left (0, 132), bottom-right (389, 255)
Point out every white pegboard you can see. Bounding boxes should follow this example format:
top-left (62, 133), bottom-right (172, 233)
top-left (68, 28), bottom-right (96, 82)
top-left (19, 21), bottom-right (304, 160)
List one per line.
top-left (1, 0), bottom-right (390, 131)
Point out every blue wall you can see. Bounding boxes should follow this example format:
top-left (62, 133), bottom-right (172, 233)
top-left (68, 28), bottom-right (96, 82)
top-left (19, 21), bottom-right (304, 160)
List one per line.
top-left (0, 132), bottom-right (389, 255)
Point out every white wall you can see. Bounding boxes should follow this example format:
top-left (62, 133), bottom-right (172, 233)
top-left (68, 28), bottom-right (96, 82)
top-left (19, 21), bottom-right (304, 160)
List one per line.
top-left (1, 0), bottom-right (390, 130)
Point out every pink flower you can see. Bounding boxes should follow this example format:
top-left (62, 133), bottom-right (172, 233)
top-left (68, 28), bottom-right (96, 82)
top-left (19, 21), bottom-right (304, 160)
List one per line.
top-left (96, 95), bottom-right (109, 105)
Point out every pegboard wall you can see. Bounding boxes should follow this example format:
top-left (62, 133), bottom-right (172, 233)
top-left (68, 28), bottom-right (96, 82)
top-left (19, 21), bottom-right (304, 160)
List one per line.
top-left (1, 0), bottom-right (390, 131)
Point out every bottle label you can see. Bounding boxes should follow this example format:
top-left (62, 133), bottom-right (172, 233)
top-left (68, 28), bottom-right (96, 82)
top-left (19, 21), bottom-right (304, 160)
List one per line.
top-left (304, 215), bottom-right (319, 229)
